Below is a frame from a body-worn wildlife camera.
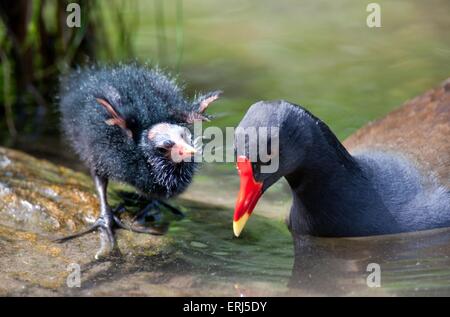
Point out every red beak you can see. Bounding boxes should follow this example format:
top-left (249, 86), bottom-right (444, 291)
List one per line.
top-left (233, 156), bottom-right (263, 237)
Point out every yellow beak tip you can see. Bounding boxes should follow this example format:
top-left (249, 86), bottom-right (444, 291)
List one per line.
top-left (233, 225), bottom-right (242, 238)
top-left (233, 213), bottom-right (250, 238)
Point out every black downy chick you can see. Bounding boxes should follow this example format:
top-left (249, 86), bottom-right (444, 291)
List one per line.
top-left (57, 63), bottom-right (221, 257)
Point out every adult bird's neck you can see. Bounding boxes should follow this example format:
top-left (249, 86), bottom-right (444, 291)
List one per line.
top-left (284, 119), bottom-right (396, 237)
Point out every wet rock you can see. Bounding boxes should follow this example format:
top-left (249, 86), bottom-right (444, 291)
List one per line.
top-left (0, 147), bottom-right (182, 295)
top-left (0, 147), bottom-right (98, 236)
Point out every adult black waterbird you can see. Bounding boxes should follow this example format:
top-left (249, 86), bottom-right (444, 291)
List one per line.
top-left (58, 63), bottom-right (220, 257)
top-left (233, 79), bottom-right (450, 238)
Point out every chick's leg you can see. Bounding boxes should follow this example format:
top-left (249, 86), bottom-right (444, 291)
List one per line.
top-left (55, 171), bottom-right (168, 258)
top-left (92, 173), bottom-right (117, 258)
top-left (55, 172), bottom-right (117, 259)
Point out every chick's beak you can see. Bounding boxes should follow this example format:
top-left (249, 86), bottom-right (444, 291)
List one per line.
top-left (171, 140), bottom-right (196, 162)
top-left (233, 156), bottom-right (263, 237)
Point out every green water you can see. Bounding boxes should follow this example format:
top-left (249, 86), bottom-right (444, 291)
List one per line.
top-left (104, 190), bottom-right (450, 296)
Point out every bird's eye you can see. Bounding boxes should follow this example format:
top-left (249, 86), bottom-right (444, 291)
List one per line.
top-left (156, 140), bottom-right (174, 155)
top-left (163, 140), bottom-right (175, 148)
top-left (157, 147), bottom-right (168, 154)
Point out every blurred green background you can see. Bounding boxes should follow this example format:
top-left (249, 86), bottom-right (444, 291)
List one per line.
top-left (1, 0), bottom-right (449, 144)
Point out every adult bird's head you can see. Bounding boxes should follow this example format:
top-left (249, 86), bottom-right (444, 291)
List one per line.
top-left (233, 100), bottom-right (319, 237)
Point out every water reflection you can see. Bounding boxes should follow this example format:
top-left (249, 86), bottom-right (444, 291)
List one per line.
top-left (122, 196), bottom-right (450, 296)
top-left (288, 228), bottom-right (450, 296)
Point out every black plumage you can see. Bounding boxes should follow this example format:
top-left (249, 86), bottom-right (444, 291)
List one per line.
top-left (57, 63), bottom-right (220, 257)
